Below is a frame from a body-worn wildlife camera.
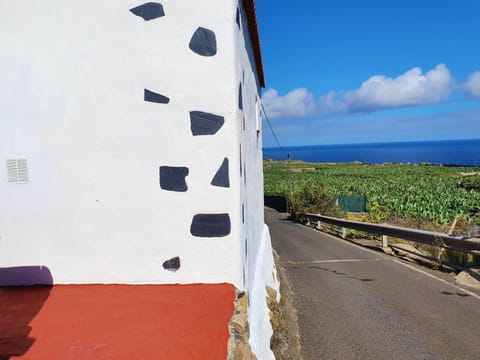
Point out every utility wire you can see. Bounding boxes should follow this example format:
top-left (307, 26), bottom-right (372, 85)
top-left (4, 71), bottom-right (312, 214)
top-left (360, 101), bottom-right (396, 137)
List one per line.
top-left (260, 102), bottom-right (290, 160)
top-left (261, 102), bottom-right (293, 196)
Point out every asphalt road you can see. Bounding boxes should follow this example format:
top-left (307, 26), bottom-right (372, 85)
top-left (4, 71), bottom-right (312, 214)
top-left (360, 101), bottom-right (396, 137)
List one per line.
top-left (265, 208), bottom-right (480, 360)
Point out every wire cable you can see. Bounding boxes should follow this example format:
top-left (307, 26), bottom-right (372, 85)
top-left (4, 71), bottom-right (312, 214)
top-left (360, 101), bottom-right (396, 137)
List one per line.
top-left (260, 102), bottom-right (290, 159)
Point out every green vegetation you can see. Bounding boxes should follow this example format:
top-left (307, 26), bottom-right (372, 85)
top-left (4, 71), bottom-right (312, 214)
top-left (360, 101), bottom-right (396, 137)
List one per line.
top-left (264, 161), bottom-right (480, 226)
top-left (289, 181), bottom-right (343, 218)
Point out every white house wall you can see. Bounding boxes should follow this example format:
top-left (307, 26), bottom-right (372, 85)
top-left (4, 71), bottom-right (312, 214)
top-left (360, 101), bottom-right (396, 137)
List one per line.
top-left (0, 0), bottom-right (252, 286)
top-left (234, 3), bottom-right (280, 359)
top-left (233, 0), bottom-right (263, 292)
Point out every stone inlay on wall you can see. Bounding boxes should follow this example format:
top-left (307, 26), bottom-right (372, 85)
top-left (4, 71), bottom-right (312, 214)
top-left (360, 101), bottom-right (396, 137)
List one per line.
top-left (236, 8), bottom-right (241, 29)
top-left (239, 144), bottom-right (242, 176)
top-left (190, 111), bottom-right (224, 136)
top-left (159, 166), bottom-right (189, 192)
top-left (211, 158), bottom-right (230, 188)
top-left (238, 83), bottom-right (243, 110)
top-left (128, 8), bottom-right (238, 269)
top-left (130, 2), bottom-right (165, 21)
top-left (163, 256), bottom-right (181, 272)
top-left (243, 163), bottom-right (246, 186)
top-left (190, 214), bottom-right (231, 237)
top-left (189, 27), bottom-right (217, 57)
top-left (144, 89), bottom-right (170, 104)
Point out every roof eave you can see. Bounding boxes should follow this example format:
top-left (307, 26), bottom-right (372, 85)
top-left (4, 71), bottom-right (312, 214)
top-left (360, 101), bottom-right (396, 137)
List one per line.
top-left (243, 0), bottom-right (266, 88)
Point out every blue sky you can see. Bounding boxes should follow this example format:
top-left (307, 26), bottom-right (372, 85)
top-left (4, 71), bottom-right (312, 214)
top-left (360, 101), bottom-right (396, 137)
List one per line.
top-left (256, 0), bottom-right (480, 147)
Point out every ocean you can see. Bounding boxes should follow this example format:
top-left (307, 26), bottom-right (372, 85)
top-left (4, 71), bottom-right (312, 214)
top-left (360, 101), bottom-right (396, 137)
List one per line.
top-left (263, 139), bottom-right (480, 166)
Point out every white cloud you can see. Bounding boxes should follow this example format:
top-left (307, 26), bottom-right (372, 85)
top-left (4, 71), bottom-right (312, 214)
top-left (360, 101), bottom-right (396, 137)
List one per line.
top-left (262, 88), bottom-right (316, 119)
top-left (343, 64), bottom-right (454, 112)
top-left (465, 71), bottom-right (480, 98)
top-left (318, 91), bottom-right (347, 115)
top-left (263, 64), bottom-right (458, 119)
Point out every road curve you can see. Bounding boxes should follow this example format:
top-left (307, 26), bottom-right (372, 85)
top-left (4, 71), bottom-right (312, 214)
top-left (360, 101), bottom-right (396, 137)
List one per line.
top-left (266, 208), bottom-right (480, 360)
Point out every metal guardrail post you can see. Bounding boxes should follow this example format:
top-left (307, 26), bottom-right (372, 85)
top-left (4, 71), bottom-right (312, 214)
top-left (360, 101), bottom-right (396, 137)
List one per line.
top-left (342, 227), bottom-right (347, 239)
top-left (317, 220), bottom-right (322, 230)
top-left (382, 235), bottom-right (388, 248)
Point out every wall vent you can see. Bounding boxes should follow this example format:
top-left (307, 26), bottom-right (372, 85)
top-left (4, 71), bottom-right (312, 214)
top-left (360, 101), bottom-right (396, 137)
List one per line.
top-left (7, 159), bottom-right (29, 183)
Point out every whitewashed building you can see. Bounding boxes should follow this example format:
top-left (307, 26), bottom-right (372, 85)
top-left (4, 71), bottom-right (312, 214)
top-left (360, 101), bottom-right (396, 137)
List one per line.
top-left (0, 1), bottom-right (278, 358)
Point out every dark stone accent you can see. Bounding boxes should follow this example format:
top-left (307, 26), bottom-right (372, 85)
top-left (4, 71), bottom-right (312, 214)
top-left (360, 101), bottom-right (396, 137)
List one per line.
top-left (190, 214), bottom-right (231, 237)
top-left (240, 144), bottom-right (242, 176)
top-left (238, 83), bottom-right (243, 110)
top-left (189, 27), bottom-right (217, 56)
top-left (163, 257), bottom-right (181, 272)
top-left (190, 111), bottom-right (224, 136)
top-left (236, 8), bottom-right (241, 29)
top-left (244, 163), bottom-right (246, 186)
top-left (130, 2), bottom-right (165, 21)
top-left (159, 166), bottom-right (188, 192)
top-left (211, 158), bottom-right (230, 188)
top-left (144, 89), bottom-right (169, 104)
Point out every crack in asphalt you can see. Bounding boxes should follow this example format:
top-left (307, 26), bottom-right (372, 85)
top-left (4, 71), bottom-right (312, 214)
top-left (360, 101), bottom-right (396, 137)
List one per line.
top-left (288, 264), bottom-right (377, 282)
top-left (441, 291), bottom-right (470, 297)
top-left (281, 258), bottom-right (388, 265)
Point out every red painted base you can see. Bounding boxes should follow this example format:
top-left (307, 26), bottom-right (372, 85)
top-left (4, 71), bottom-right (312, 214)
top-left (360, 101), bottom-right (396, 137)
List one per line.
top-left (0, 283), bottom-right (235, 359)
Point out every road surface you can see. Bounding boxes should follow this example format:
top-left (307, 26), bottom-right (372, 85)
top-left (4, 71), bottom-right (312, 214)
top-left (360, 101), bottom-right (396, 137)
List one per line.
top-left (266, 208), bottom-right (480, 360)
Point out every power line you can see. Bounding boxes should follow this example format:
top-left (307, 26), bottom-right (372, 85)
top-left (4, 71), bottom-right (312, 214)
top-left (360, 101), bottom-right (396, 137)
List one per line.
top-left (260, 102), bottom-right (290, 159)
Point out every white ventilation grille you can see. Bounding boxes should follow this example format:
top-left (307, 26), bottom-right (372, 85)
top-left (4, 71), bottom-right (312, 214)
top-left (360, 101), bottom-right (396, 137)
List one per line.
top-left (7, 159), bottom-right (29, 183)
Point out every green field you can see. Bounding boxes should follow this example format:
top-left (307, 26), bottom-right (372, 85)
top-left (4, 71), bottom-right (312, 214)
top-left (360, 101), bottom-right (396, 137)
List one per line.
top-left (264, 161), bottom-right (480, 225)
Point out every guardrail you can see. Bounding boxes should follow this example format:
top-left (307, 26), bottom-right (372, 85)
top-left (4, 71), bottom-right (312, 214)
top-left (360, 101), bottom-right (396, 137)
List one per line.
top-left (297, 213), bottom-right (480, 257)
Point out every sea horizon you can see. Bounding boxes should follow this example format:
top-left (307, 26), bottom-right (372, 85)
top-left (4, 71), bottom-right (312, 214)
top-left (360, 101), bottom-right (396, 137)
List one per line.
top-left (263, 138), bottom-right (480, 166)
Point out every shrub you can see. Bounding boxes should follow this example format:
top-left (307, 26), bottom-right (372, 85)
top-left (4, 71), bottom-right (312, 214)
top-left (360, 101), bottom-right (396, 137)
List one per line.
top-left (289, 181), bottom-right (343, 218)
top-left (363, 200), bottom-right (390, 224)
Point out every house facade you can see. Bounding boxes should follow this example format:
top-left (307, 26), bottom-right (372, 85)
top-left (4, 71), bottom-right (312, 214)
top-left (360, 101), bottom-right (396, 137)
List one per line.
top-left (0, 1), bottom-right (278, 358)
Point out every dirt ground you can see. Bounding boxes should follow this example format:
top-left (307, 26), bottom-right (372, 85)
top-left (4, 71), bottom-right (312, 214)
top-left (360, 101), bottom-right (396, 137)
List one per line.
top-left (269, 251), bottom-right (303, 360)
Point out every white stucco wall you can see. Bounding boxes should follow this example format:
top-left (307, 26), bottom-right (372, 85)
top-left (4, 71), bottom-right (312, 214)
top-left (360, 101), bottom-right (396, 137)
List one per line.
top-left (235, 3), bottom-right (264, 292)
top-left (0, 2), bottom-right (279, 357)
top-left (234, 3), bottom-right (280, 359)
top-left (0, 0), bottom-right (249, 286)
